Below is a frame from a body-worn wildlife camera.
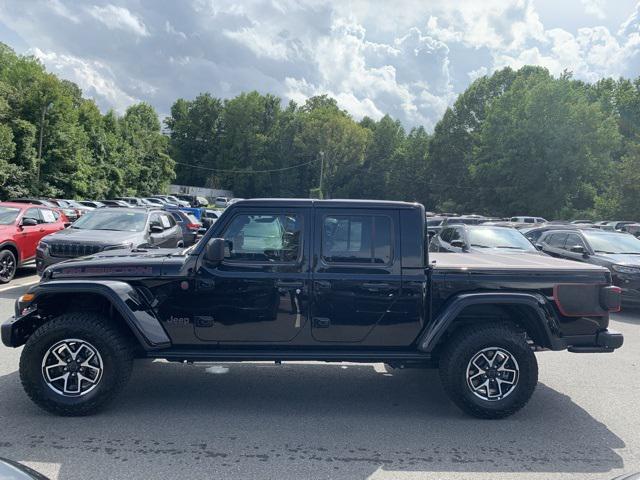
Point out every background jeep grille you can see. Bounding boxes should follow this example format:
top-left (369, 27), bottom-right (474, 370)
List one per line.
top-left (50, 243), bottom-right (103, 258)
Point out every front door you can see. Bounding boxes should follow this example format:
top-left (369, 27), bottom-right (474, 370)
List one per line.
top-left (192, 207), bottom-right (310, 343)
top-left (18, 208), bottom-right (45, 261)
top-left (311, 209), bottom-right (401, 343)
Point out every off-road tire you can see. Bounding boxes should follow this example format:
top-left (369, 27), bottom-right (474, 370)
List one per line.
top-left (439, 323), bottom-right (538, 419)
top-left (20, 312), bottom-right (134, 416)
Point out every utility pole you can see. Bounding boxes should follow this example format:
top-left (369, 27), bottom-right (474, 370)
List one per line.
top-left (36, 101), bottom-right (53, 184)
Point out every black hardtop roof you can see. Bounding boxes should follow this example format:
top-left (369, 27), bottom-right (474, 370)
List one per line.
top-left (230, 198), bottom-right (422, 210)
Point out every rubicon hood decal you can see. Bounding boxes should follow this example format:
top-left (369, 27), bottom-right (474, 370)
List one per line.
top-left (53, 265), bottom-right (157, 277)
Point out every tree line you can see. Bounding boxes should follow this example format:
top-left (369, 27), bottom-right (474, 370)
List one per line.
top-left (1, 42), bottom-right (639, 219)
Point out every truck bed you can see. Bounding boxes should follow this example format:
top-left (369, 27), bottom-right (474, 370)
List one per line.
top-left (430, 252), bottom-right (608, 272)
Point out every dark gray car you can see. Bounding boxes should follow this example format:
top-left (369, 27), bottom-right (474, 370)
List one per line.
top-left (538, 228), bottom-right (640, 306)
top-left (36, 208), bottom-right (183, 274)
top-left (429, 225), bottom-right (540, 254)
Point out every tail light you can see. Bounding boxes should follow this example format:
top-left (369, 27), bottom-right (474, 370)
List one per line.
top-left (187, 223), bottom-right (201, 231)
top-left (600, 286), bottom-right (622, 313)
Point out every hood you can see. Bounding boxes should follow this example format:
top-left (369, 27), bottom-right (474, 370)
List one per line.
top-left (45, 248), bottom-right (185, 279)
top-left (470, 247), bottom-right (542, 255)
top-left (43, 228), bottom-right (142, 245)
top-left (596, 253), bottom-right (640, 266)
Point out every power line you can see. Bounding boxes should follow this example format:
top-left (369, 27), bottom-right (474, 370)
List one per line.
top-left (173, 158), bottom-right (318, 174)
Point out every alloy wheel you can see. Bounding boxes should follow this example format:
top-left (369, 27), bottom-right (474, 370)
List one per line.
top-left (41, 339), bottom-right (104, 397)
top-left (466, 346), bottom-right (520, 401)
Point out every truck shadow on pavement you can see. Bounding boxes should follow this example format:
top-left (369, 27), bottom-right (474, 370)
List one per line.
top-left (0, 360), bottom-right (625, 480)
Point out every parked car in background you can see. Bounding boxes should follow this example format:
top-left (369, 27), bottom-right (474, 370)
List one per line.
top-left (98, 199), bottom-right (129, 207)
top-left (167, 210), bottom-right (203, 246)
top-left (429, 225), bottom-right (539, 254)
top-left (599, 221), bottom-right (638, 232)
top-left (521, 224), bottom-right (589, 244)
top-left (201, 209), bottom-right (221, 229)
top-left (143, 197), bottom-right (166, 206)
top-left (152, 195), bottom-right (189, 207)
top-left (621, 224), bottom-right (640, 238)
top-left (10, 198), bottom-right (79, 223)
top-left (78, 200), bottom-right (105, 209)
top-left (538, 228), bottom-right (640, 306)
top-left (570, 220), bottom-right (593, 224)
top-left (509, 216), bottom-right (547, 224)
top-left (0, 202), bottom-right (68, 283)
top-left (115, 197), bottom-right (154, 207)
top-left (36, 208), bottom-right (183, 274)
top-left (174, 193), bottom-right (209, 207)
top-left (51, 199), bottom-right (93, 219)
top-left (214, 196), bottom-right (229, 208)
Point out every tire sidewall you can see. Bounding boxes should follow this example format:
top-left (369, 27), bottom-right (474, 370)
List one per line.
top-left (0, 249), bottom-right (17, 284)
top-left (21, 320), bottom-right (126, 412)
top-left (442, 327), bottom-right (538, 418)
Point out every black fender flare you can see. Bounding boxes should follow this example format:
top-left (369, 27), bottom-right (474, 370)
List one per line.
top-left (10, 280), bottom-right (171, 350)
top-left (417, 292), bottom-right (561, 353)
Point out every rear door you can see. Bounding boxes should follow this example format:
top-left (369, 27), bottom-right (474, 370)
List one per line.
top-left (311, 208), bottom-right (401, 344)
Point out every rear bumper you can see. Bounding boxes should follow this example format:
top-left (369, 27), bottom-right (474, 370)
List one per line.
top-left (563, 329), bottom-right (624, 353)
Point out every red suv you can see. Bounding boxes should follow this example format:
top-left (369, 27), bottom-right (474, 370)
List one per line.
top-left (0, 202), bottom-right (68, 283)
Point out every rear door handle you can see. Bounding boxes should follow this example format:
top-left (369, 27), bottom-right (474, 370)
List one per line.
top-left (362, 282), bottom-right (392, 290)
top-left (275, 280), bottom-right (304, 288)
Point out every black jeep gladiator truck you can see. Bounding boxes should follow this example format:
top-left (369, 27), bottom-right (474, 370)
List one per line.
top-left (2, 199), bottom-right (623, 418)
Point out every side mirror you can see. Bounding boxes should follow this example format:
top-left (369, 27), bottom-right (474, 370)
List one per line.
top-left (205, 238), bottom-right (225, 265)
top-left (570, 245), bottom-right (587, 256)
top-left (150, 224), bottom-right (164, 233)
top-left (450, 239), bottom-right (466, 249)
top-left (534, 243), bottom-right (543, 251)
top-left (20, 217), bottom-right (38, 227)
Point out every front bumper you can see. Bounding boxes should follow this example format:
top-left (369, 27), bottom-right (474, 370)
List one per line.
top-left (565, 329), bottom-right (624, 353)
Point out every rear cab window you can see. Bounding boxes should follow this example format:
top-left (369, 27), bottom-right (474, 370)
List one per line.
top-left (322, 214), bottom-right (392, 264)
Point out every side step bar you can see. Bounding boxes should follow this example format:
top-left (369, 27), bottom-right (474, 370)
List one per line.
top-left (147, 349), bottom-right (432, 363)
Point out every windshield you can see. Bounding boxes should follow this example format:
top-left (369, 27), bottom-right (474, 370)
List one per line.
top-left (0, 206), bottom-right (20, 225)
top-left (467, 227), bottom-right (536, 251)
top-left (71, 210), bottom-right (147, 232)
top-left (583, 231), bottom-right (640, 254)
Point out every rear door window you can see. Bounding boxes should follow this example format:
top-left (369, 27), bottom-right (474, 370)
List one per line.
top-left (40, 209), bottom-right (57, 223)
top-left (546, 233), bottom-right (568, 248)
top-left (322, 215), bottom-right (392, 264)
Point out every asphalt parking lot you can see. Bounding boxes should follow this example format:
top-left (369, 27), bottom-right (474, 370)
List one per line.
top-left (1, 269), bottom-right (639, 480)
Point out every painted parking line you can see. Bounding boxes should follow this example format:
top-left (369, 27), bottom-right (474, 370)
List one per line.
top-left (0, 277), bottom-right (40, 293)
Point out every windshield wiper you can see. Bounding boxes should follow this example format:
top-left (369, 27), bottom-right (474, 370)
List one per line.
top-left (618, 252), bottom-right (640, 255)
top-left (495, 246), bottom-right (524, 249)
top-left (470, 244), bottom-right (489, 248)
top-left (594, 250), bottom-right (617, 254)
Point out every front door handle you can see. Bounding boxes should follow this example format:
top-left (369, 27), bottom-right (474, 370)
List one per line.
top-left (313, 317), bottom-right (331, 328)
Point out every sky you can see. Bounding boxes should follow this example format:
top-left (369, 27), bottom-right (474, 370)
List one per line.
top-left (0, 0), bottom-right (639, 130)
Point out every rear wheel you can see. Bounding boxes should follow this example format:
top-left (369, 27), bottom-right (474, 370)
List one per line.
top-left (439, 323), bottom-right (538, 419)
top-left (19, 312), bottom-right (134, 416)
top-left (0, 249), bottom-right (17, 284)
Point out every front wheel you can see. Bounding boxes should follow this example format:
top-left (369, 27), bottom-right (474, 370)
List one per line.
top-left (439, 323), bottom-right (538, 419)
top-left (0, 249), bottom-right (17, 284)
top-left (19, 312), bottom-right (134, 416)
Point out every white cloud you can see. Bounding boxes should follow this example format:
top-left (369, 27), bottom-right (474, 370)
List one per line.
top-left (86, 5), bottom-right (149, 37)
top-left (581, 0), bottom-right (606, 19)
top-left (0, 0), bottom-right (638, 129)
top-left (30, 47), bottom-right (139, 112)
top-left (165, 21), bottom-right (187, 40)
